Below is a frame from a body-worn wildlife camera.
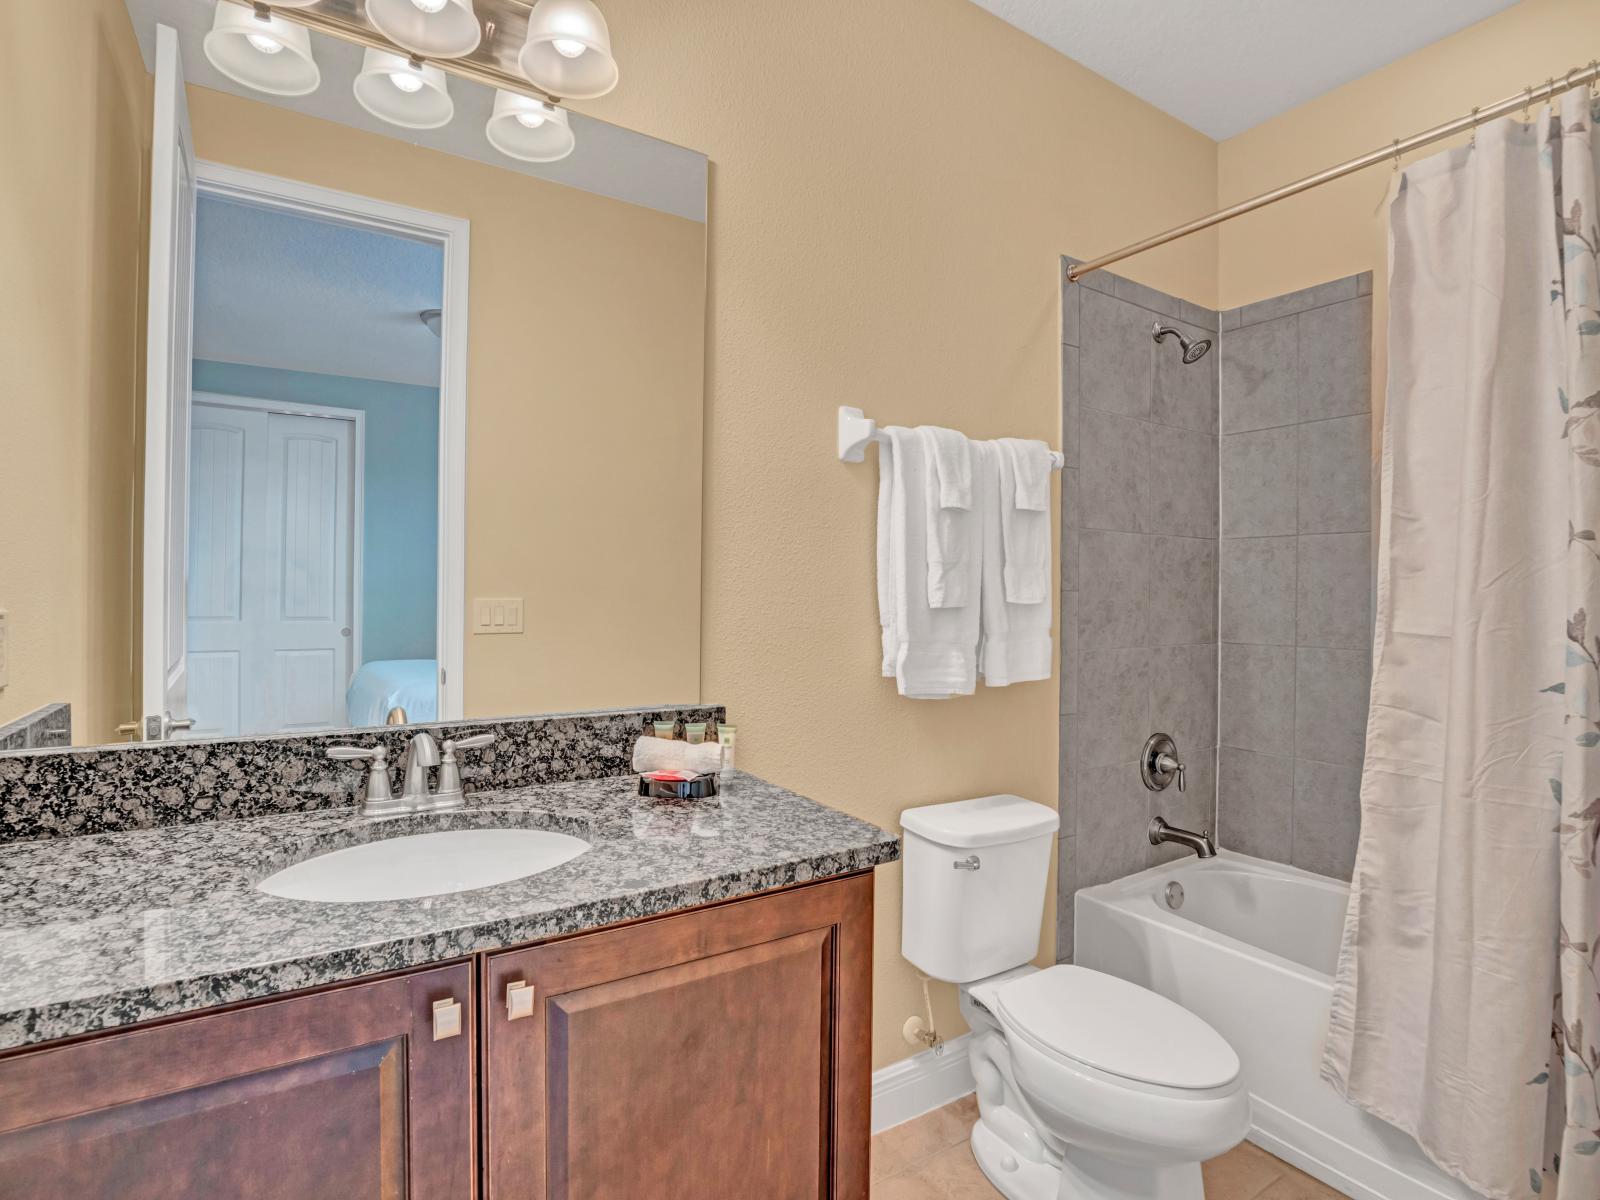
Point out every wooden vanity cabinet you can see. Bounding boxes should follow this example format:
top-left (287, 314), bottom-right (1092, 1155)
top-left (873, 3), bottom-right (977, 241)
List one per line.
top-left (482, 872), bottom-right (874, 1200)
top-left (0, 962), bottom-right (475, 1200)
top-left (0, 873), bottom-right (874, 1199)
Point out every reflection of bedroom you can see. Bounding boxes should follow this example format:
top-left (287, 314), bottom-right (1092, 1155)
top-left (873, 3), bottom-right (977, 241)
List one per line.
top-left (188, 193), bottom-right (443, 736)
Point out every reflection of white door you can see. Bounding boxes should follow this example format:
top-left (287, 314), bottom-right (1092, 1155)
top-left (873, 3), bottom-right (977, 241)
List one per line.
top-left (186, 400), bottom-right (360, 737)
top-left (141, 24), bottom-right (197, 740)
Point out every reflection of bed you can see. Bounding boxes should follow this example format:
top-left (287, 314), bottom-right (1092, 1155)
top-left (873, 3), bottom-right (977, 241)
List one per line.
top-left (347, 660), bottom-right (438, 727)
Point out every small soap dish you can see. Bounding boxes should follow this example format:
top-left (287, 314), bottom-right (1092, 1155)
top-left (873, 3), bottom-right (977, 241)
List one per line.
top-left (638, 772), bottom-right (719, 800)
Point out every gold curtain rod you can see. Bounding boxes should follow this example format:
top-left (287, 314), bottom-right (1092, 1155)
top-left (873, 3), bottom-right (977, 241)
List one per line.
top-left (1066, 60), bottom-right (1600, 283)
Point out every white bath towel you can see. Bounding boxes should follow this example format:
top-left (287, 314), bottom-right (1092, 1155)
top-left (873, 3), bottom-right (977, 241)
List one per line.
top-left (916, 425), bottom-right (975, 608)
top-left (631, 736), bottom-right (724, 776)
top-left (882, 426), bottom-right (979, 698)
top-left (876, 434), bottom-right (898, 677)
top-left (995, 438), bottom-right (1052, 605)
top-left (977, 440), bottom-right (1052, 686)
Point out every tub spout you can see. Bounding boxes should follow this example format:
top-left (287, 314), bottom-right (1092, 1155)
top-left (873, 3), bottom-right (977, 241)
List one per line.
top-left (1148, 816), bottom-right (1216, 859)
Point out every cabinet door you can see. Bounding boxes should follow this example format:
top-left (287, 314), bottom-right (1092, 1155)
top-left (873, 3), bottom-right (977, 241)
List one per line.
top-left (483, 873), bottom-right (873, 1200)
top-left (0, 962), bottom-right (475, 1199)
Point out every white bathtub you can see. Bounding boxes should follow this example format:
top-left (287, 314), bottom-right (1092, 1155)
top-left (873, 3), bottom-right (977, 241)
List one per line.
top-left (1075, 852), bottom-right (1483, 1200)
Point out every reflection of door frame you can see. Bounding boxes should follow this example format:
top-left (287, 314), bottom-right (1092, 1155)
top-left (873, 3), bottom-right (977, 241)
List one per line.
top-left (189, 393), bottom-right (367, 724)
top-left (193, 161), bottom-right (470, 721)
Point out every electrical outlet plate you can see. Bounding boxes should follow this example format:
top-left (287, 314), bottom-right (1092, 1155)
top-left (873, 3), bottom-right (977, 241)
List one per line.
top-left (472, 597), bottom-right (524, 635)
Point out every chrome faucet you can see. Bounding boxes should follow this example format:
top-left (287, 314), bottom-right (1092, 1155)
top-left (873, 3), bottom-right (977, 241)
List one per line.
top-left (1148, 816), bottom-right (1217, 860)
top-left (327, 731), bottom-right (494, 816)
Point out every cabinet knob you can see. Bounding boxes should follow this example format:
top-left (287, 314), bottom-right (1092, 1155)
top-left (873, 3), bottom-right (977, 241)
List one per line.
top-left (432, 997), bottom-right (463, 1040)
top-left (506, 980), bottom-right (535, 1021)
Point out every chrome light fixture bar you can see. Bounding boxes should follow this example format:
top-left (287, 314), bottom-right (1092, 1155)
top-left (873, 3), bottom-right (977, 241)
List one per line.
top-left (253, 0), bottom-right (595, 105)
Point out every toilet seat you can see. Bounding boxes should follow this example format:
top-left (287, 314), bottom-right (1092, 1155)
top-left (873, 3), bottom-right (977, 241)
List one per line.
top-left (995, 965), bottom-right (1240, 1092)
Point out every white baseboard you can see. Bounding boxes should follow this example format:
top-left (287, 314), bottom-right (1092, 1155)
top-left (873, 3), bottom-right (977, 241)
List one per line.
top-left (871, 1033), bottom-right (975, 1134)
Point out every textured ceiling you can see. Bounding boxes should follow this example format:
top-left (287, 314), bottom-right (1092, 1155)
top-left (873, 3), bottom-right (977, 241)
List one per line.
top-left (123, 0), bottom-right (707, 222)
top-left (194, 193), bottom-right (446, 387)
top-left (966, 0), bottom-right (1519, 139)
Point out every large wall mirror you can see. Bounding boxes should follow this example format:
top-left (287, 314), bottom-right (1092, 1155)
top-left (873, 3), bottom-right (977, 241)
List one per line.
top-left (2, 0), bottom-right (706, 750)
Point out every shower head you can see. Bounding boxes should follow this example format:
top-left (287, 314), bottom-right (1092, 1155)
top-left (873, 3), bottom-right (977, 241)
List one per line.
top-left (1152, 322), bottom-right (1212, 364)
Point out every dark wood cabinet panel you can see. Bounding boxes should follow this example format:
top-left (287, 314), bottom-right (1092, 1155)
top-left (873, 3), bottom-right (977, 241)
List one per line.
top-left (483, 873), bottom-right (873, 1200)
top-left (0, 963), bottom-right (475, 1200)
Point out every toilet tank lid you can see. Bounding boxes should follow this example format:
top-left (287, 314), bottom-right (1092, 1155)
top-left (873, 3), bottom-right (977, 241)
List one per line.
top-left (900, 794), bottom-right (1059, 849)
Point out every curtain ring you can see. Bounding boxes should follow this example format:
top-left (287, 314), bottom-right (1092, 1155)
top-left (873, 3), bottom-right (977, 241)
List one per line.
top-left (1392, 138), bottom-right (1402, 173)
top-left (1468, 106), bottom-right (1480, 149)
top-left (1524, 85), bottom-right (1535, 121)
top-left (1589, 61), bottom-right (1598, 100)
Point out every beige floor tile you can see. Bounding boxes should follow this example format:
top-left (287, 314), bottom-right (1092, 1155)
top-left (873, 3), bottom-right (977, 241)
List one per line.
top-left (1256, 1163), bottom-right (1347, 1200)
top-left (1202, 1141), bottom-right (1285, 1200)
top-left (873, 1107), bottom-right (968, 1180)
top-left (922, 1141), bottom-right (1003, 1198)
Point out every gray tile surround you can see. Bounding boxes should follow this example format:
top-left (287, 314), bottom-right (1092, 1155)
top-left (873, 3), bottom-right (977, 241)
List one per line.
top-left (1216, 273), bottom-right (1373, 880)
top-left (1059, 261), bottom-right (1219, 954)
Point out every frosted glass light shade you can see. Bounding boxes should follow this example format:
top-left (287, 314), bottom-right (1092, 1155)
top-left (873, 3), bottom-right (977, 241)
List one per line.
top-left (367, 0), bottom-right (482, 59)
top-left (518, 0), bottom-right (618, 99)
top-left (485, 90), bottom-right (575, 162)
top-left (354, 49), bottom-right (454, 129)
top-left (203, 3), bottom-right (320, 96)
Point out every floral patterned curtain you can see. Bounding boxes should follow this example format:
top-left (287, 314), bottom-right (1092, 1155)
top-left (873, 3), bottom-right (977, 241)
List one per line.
top-left (1322, 90), bottom-right (1600, 1200)
top-left (1552, 85), bottom-right (1600, 1200)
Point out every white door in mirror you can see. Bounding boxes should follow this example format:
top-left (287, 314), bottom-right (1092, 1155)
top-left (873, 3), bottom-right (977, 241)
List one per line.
top-left (257, 829), bottom-right (589, 902)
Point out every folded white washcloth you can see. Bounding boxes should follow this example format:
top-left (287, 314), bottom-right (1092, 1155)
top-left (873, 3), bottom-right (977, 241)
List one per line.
top-left (977, 440), bottom-right (1053, 686)
top-left (886, 426), bottom-right (979, 698)
top-left (994, 438), bottom-right (1052, 605)
top-left (631, 736), bottom-right (724, 776)
top-left (916, 425), bottom-right (975, 608)
top-left (998, 438), bottom-right (1052, 511)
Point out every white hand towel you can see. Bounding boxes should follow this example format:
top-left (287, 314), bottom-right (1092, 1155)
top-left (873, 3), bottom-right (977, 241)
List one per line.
top-left (916, 426), bottom-right (975, 608)
top-left (977, 440), bottom-right (1053, 686)
top-left (631, 736), bottom-right (725, 776)
top-left (886, 426), bottom-right (979, 698)
top-left (995, 438), bottom-right (1052, 605)
top-left (876, 434), bottom-right (897, 677)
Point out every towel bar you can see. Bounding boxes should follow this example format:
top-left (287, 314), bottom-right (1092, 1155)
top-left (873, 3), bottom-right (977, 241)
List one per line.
top-left (836, 406), bottom-right (1065, 468)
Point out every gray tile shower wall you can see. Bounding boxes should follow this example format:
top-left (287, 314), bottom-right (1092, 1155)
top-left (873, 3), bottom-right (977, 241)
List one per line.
top-left (0, 704), bottom-right (724, 844)
top-left (1059, 259), bottom-right (1219, 963)
top-left (1218, 273), bottom-right (1373, 880)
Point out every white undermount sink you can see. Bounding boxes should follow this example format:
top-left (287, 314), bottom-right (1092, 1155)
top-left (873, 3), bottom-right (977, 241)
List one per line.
top-left (257, 829), bottom-right (591, 903)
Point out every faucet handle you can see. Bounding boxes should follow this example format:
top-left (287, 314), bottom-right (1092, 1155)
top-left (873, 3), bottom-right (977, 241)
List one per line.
top-left (436, 733), bottom-right (494, 805)
top-left (327, 744), bottom-right (396, 811)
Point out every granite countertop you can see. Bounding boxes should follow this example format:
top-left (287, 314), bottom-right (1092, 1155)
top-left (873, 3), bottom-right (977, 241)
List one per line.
top-left (0, 772), bottom-right (900, 1050)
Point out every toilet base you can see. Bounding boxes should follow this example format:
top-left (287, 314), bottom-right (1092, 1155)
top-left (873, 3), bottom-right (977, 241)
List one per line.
top-left (972, 1118), bottom-right (1207, 1200)
top-left (972, 1116), bottom-right (1062, 1200)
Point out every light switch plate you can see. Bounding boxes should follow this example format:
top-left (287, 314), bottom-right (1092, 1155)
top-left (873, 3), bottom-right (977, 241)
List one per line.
top-left (472, 597), bottom-right (524, 635)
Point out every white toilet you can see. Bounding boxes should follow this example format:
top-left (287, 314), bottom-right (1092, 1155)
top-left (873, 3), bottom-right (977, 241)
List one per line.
top-left (901, 794), bottom-right (1249, 1200)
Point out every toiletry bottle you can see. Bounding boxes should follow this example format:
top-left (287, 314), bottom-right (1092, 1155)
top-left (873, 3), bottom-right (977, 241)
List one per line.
top-left (652, 720), bottom-right (676, 740)
top-left (718, 724), bottom-right (738, 794)
top-left (684, 722), bottom-right (707, 745)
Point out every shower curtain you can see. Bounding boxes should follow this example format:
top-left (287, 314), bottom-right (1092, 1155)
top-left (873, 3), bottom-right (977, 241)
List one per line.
top-left (1323, 93), bottom-right (1600, 1200)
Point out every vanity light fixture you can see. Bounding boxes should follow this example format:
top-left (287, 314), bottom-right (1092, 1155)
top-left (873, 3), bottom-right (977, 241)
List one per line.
top-left (355, 48), bottom-right (455, 129)
top-left (366, 0), bottom-right (483, 60)
top-left (519, 0), bottom-right (619, 99)
top-left (203, 2), bottom-right (321, 97)
top-left (485, 89), bottom-right (576, 162)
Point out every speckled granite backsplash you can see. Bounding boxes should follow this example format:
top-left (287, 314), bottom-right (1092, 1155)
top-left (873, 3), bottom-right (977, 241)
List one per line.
top-left (0, 705), bottom-right (722, 844)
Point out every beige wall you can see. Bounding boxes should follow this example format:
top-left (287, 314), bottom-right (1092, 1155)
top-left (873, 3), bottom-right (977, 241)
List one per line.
top-left (1218, 0), bottom-right (1600, 310)
top-left (578, 0), bottom-right (1220, 1067)
top-left (181, 87), bottom-right (709, 723)
top-left (0, 0), bottom-right (147, 744)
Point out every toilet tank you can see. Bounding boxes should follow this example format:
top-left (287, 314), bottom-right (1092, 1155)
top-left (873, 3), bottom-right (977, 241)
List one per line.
top-left (900, 794), bottom-right (1059, 983)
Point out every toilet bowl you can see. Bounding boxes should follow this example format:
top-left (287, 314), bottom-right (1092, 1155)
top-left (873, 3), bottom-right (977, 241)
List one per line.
top-left (900, 796), bottom-right (1249, 1200)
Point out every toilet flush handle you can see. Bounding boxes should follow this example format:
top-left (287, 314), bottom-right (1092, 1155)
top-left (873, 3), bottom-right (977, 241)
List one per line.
top-left (953, 855), bottom-right (981, 871)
